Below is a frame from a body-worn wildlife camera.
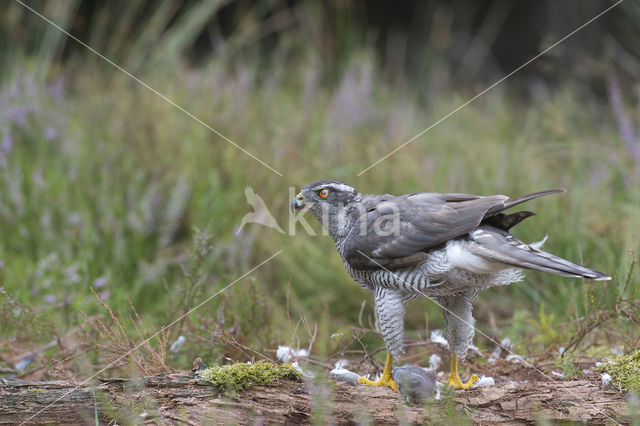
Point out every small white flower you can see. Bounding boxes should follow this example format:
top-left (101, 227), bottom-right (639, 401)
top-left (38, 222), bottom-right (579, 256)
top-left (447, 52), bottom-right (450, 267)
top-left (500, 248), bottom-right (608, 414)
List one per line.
top-left (601, 373), bottom-right (612, 386)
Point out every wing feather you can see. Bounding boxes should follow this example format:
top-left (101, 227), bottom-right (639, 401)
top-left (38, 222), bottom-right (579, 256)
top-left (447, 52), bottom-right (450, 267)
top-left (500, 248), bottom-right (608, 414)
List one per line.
top-left (345, 190), bottom-right (563, 270)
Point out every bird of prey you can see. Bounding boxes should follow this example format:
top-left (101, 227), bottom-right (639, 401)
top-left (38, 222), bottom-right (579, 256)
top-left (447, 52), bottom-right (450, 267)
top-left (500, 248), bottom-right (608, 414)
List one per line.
top-left (291, 180), bottom-right (610, 391)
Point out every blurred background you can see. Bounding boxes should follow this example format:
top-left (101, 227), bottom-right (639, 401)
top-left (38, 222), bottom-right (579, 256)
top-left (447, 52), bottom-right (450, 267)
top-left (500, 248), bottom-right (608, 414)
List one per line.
top-left (1, 0), bottom-right (639, 378)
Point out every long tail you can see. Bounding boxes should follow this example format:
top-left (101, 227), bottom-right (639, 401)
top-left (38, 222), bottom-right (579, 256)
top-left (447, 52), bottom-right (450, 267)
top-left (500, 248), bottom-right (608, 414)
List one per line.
top-left (487, 189), bottom-right (566, 216)
top-left (468, 225), bottom-right (611, 280)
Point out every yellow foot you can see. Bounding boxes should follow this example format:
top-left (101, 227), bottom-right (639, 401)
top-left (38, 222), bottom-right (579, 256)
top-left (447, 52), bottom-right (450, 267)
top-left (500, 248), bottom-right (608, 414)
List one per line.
top-left (357, 352), bottom-right (399, 392)
top-left (445, 372), bottom-right (479, 390)
top-left (445, 353), bottom-right (479, 390)
top-left (357, 374), bottom-right (399, 392)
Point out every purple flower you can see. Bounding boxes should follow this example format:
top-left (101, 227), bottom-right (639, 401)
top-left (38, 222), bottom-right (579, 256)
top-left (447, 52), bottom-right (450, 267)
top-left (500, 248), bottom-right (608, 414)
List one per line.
top-left (33, 169), bottom-right (45, 188)
top-left (44, 294), bottom-right (56, 304)
top-left (99, 290), bottom-right (111, 300)
top-left (68, 212), bottom-right (82, 226)
top-left (6, 82), bottom-right (19, 99)
top-left (48, 78), bottom-right (65, 102)
top-left (93, 276), bottom-right (108, 288)
top-left (0, 260), bottom-right (4, 268)
top-left (65, 264), bottom-right (81, 283)
top-left (1, 130), bottom-right (13, 154)
top-left (607, 75), bottom-right (640, 171)
top-left (329, 60), bottom-right (374, 131)
top-left (40, 212), bottom-right (52, 229)
top-left (43, 126), bottom-right (57, 140)
top-left (5, 105), bottom-right (35, 127)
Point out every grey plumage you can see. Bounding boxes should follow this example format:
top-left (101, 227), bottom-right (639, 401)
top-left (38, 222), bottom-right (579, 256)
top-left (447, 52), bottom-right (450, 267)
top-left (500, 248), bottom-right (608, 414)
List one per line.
top-left (292, 180), bottom-right (610, 362)
top-left (392, 365), bottom-right (436, 402)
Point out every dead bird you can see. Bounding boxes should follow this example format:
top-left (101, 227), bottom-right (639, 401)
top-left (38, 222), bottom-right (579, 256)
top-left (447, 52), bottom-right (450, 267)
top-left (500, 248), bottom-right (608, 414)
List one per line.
top-left (392, 364), bottom-right (436, 402)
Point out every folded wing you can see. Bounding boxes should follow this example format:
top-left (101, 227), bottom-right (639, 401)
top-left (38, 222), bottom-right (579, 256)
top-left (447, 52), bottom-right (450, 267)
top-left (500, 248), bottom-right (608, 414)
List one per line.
top-left (344, 189), bottom-right (565, 270)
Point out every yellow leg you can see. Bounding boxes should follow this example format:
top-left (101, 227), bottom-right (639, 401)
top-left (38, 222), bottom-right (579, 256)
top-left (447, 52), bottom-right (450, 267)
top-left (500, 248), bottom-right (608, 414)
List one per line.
top-left (445, 354), bottom-right (478, 390)
top-left (357, 352), bottom-right (399, 392)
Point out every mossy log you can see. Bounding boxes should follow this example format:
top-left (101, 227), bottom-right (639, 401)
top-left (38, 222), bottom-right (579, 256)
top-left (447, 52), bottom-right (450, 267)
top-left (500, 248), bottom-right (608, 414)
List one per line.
top-left (0, 373), bottom-right (629, 424)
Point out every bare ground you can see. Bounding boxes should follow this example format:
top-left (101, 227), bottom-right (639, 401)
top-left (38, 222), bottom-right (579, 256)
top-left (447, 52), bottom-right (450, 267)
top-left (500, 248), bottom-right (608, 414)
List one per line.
top-left (0, 368), bottom-right (629, 425)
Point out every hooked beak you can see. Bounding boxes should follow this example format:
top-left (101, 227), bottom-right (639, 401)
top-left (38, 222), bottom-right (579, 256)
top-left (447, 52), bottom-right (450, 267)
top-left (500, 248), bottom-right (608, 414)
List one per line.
top-left (291, 193), bottom-right (305, 212)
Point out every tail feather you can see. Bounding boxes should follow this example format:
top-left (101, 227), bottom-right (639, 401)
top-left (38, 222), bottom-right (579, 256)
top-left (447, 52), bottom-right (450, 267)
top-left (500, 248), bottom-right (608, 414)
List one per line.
top-left (469, 226), bottom-right (611, 281)
top-left (503, 189), bottom-right (566, 210)
top-left (486, 189), bottom-right (565, 216)
top-left (498, 246), bottom-right (610, 280)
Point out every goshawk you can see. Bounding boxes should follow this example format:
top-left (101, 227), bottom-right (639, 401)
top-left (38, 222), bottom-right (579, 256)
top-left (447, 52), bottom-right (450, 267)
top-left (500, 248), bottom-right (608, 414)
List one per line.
top-left (291, 180), bottom-right (610, 391)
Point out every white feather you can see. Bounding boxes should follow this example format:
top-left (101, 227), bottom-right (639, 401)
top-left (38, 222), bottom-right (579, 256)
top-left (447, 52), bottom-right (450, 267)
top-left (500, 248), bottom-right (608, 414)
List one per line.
top-left (529, 235), bottom-right (548, 250)
top-left (445, 241), bottom-right (503, 273)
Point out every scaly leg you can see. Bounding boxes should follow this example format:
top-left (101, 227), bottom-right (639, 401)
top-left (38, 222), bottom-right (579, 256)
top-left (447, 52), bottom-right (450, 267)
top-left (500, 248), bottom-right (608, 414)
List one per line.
top-left (445, 353), bottom-right (478, 390)
top-left (357, 352), bottom-right (399, 392)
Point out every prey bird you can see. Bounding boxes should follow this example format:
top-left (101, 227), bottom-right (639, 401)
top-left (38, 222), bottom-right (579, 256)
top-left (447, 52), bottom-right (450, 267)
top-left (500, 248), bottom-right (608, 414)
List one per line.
top-left (291, 180), bottom-right (610, 391)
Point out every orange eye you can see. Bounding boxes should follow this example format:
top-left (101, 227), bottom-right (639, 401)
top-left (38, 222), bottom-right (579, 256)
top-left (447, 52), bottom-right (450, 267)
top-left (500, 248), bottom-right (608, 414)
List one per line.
top-left (318, 189), bottom-right (329, 198)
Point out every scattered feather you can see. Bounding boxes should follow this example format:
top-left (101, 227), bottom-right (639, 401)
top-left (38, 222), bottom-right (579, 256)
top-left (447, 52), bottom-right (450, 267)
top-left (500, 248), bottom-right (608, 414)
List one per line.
top-left (474, 376), bottom-right (495, 387)
top-left (15, 355), bottom-right (35, 372)
top-left (468, 343), bottom-right (483, 356)
top-left (330, 367), bottom-right (360, 385)
top-left (334, 359), bottom-right (349, 369)
top-left (429, 354), bottom-right (442, 370)
top-left (529, 235), bottom-right (548, 250)
top-left (291, 361), bottom-right (315, 378)
top-left (491, 337), bottom-right (513, 359)
top-left (430, 329), bottom-right (449, 348)
top-left (434, 382), bottom-right (444, 400)
top-left (170, 335), bottom-right (186, 353)
top-left (276, 346), bottom-right (292, 363)
top-left (505, 354), bottom-right (525, 364)
top-left (276, 345), bottom-right (309, 363)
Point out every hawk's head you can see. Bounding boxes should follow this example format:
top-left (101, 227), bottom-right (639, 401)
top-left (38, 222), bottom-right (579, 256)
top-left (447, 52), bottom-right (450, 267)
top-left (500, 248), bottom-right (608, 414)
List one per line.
top-left (291, 180), bottom-right (361, 234)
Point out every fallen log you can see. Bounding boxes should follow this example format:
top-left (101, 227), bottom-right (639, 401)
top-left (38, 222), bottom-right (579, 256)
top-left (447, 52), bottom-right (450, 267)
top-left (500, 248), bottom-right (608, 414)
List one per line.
top-left (0, 373), bottom-right (629, 424)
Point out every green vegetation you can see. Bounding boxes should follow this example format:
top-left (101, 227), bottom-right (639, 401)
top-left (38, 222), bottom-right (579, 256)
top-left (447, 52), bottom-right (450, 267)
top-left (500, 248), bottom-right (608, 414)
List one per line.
top-left (601, 351), bottom-right (640, 392)
top-left (198, 362), bottom-right (301, 396)
top-left (559, 356), bottom-right (581, 379)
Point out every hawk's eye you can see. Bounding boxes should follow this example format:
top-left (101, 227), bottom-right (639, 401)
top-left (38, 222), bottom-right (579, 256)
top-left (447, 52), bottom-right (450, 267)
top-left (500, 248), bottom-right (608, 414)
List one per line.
top-left (318, 188), bottom-right (329, 198)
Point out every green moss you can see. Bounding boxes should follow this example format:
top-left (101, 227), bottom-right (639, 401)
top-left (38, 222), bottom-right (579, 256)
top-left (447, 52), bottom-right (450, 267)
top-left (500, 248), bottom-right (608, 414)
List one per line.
top-left (600, 350), bottom-right (640, 392)
top-left (197, 362), bottom-right (302, 396)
